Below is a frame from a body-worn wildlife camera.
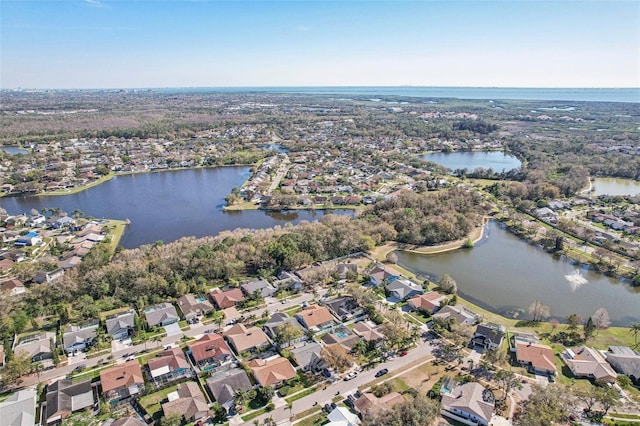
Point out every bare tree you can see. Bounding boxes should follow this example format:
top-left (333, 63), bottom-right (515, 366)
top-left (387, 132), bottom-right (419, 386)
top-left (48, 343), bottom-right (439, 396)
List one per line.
top-left (592, 308), bottom-right (610, 333)
top-left (528, 300), bottom-right (551, 322)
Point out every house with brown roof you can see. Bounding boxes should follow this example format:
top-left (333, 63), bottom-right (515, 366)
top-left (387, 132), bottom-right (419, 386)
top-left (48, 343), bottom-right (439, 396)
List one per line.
top-left (147, 347), bottom-right (194, 386)
top-left (44, 378), bottom-right (96, 425)
top-left (161, 381), bottom-right (208, 423)
top-left (515, 341), bottom-right (557, 375)
top-left (295, 305), bottom-right (336, 331)
top-left (188, 334), bottom-right (233, 368)
top-left (352, 321), bottom-right (385, 346)
top-left (562, 346), bottom-right (617, 383)
top-left (354, 391), bottom-right (404, 416)
top-left (440, 382), bottom-right (495, 426)
top-left (407, 291), bottom-right (447, 314)
top-left (367, 264), bottom-right (401, 286)
top-left (99, 360), bottom-right (144, 404)
top-left (248, 356), bottom-right (297, 387)
top-left (110, 417), bottom-right (146, 426)
top-left (177, 294), bottom-right (213, 322)
top-left (223, 323), bottom-right (271, 355)
top-left (206, 367), bottom-right (253, 409)
top-left (210, 287), bottom-right (245, 310)
top-left (0, 279), bottom-right (25, 296)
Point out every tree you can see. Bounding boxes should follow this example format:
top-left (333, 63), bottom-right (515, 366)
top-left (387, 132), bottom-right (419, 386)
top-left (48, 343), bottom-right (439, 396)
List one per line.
top-left (595, 385), bottom-right (619, 415)
top-left (159, 413), bottom-right (183, 426)
top-left (583, 317), bottom-right (596, 340)
top-left (592, 308), bottom-right (610, 334)
top-left (256, 386), bottom-right (275, 405)
top-left (211, 403), bottom-right (227, 423)
top-left (273, 322), bottom-right (304, 348)
top-left (528, 300), bottom-right (551, 322)
top-left (494, 369), bottom-right (522, 400)
top-left (631, 323), bottom-right (640, 348)
top-left (321, 344), bottom-right (353, 373)
top-left (438, 274), bottom-right (457, 294)
top-left (360, 394), bottom-right (439, 426)
top-left (234, 388), bottom-right (250, 410)
top-left (514, 384), bottom-right (570, 426)
top-left (0, 351), bottom-right (32, 388)
top-left (565, 313), bottom-right (582, 331)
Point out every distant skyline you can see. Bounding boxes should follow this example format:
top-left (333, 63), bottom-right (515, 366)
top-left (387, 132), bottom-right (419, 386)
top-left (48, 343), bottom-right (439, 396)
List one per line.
top-left (1, 1), bottom-right (639, 89)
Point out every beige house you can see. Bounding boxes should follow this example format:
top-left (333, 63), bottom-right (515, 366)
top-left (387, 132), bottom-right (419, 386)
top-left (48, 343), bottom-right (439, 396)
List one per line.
top-left (223, 323), bottom-right (270, 355)
top-left (248, 356), bottom-right (296, 387)
top-left (161, 382), bottom-right (208, 423)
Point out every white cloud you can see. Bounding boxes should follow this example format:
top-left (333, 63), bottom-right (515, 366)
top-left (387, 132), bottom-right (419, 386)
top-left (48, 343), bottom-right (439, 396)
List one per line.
top-left (84, 0), bottom-right (106, 7)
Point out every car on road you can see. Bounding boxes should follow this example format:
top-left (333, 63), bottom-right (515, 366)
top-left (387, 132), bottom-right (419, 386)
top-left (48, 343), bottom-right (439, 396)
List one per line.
top-left (73, 364), bottom-right (87, 372)
top-left (375, 368), bottom-right (388, 378)
top-left (399, 350), bottom-right (408, 357)
top-left (125, 355), bottom-right (136, 362)
top-left (344, 371), bottom-right (358, 381)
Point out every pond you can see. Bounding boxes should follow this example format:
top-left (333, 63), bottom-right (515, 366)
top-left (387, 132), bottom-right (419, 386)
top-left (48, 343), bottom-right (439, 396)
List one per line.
top-left (0, 167), bottom-right (352, 249)
top-left (397, 221), bottom-right (640, 326)
top-left (590, 178), bottom-right (640, 197)
top-left (1, 146), bottom-right (29, 155)
top-left (420, 151), bottom-right (521, 172)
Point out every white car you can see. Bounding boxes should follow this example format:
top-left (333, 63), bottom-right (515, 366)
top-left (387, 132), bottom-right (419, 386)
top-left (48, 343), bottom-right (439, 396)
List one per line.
top-left (343, 371), bottom-right (358, 381)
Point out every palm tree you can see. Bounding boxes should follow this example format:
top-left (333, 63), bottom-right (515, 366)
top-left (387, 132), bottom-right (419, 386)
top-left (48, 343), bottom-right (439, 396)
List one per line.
top-left (631, 323), bottom-right (640, 348)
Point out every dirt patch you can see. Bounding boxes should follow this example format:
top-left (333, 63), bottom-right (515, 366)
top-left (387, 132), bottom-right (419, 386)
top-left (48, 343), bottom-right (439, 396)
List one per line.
top-left (397, 361), bottom-right (448, 394)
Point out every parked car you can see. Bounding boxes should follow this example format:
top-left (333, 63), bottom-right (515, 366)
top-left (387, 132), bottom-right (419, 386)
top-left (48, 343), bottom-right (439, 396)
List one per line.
top-left (399, 350), bottom-right (408, 357)
top-left (375, 368), bottom-right (389, 378)
top-left (344, 371), bottom-right (358, 381)
top-left (322, 368), bottom-right (332, 378)
top-left (73, 364), bottom-right (87, 372)
top-left (547, 372), bottom-right (555, 382)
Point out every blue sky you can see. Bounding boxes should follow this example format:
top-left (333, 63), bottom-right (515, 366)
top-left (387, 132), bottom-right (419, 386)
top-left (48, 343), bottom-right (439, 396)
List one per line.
top-left (1, 1), bottom-right (639, 89)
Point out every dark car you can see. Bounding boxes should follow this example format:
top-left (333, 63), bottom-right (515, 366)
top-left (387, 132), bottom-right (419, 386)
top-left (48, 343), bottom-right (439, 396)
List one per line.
top-left (322, 368), bottom-right (332, 378)
top-left (375, 368), bottom-right (388, 377)
top-left (399, 350), bottom-right (408, 357)
top-left (547, 372), bottom-right (555, 383)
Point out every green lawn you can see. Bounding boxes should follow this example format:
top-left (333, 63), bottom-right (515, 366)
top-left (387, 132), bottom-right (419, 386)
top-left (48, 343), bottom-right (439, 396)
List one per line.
top-left (100, 306), bottom-right (132, 321)
top-left (139, 383), bottom-right (181, 421)
top-left (284, 385), bottom-right (320, 404)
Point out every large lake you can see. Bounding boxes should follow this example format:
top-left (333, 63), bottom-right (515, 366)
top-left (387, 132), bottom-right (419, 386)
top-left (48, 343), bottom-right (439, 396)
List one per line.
top-left (421, 151), bottom-right (521, 172)
top-left (397, 221), bottom-right (640, 326)
top-left (0, 167), bottom-right (352, 248)
top-left (590, 178), bottom-right (640, 196)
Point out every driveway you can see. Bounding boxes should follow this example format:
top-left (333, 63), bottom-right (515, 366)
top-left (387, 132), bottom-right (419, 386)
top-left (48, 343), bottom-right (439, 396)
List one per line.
top-left (164, 323), bottom-right (183, 337)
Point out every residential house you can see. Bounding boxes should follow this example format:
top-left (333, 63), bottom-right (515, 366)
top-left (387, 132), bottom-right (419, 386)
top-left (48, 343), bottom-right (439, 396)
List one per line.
top-left (352, 321), bottom-right (385, 346)
top-left (562, 346), bottom-right (617, 383)
top-left (0, 279), bottom-right (26, 296)
top-left (33, 269), bottom-right (64, 284)
top-left (515, 341), bottom-right (557, 375)
top-left (147, 348), bottom-right (194, 386)
top-left (0, 388), bottom-right (37, 426)
top-left (110, 417), bottom-right (146, 426)
top-left (144, 302), bottom-right (179, 328)
top-left (407, 291), bottom-right (447, 314)
top-left (188, 334), bottom-right (233, 368)
top-left (209, 287), bottom-right (245, 310)
top-left (290, 342), bottom-right (326, 372)
top-left (224, 323), bottom-right (271, 355)
top-left (273, 270), bottom-right (303, 291)
top-left (177, 294), bottom-right (213, 322)
top-left (105, 310), bottom-right (135, 341)
top-left (605, 346), bottom-right (640, 385)
top-left (385, 278), bottom-right (424, 301)
top-left (326, 406), bottom-right (360, 426)
top-left (0, 258), bottom-right (14, 272)
top-left (53, 216), bottom-right (76, 229)
top-left (44, 379), bottom-right (95, 425)
top-left (99, 360), bottom-right (144, 404)
top-left (321, 327), bottom-right (360, 352)
top-left (14, 331), bottom-right (55, 363)
top-left (295, 305), bottom-right (336, 331)
top-left (535, 207), bottom-right (558, 223)
top-left (262, 312), bottom-right (306, 345)
top-left (161, 382), bottom-right (208, 423)
top-left (63, 321), bottom-right (99, 355)
top-left (336, 263), bottom-right (357, 281)
top-left (354, 392), bottom-right (404, 416)
top-left (368, 264), bottom-right (401, 286)
top-left (248, 356), bottom-right (297, 387)
top-left (323, 296), bottom-right (363, 321)
top-left (206, 367), bottom-right (253, 409)
top-left (432, 305), bottom-right (479, 325)
top-left (241, 278), bottom-right (277, 298)
top-left (440, 382), bottom-right (495, 426)
top-left (472, 323), bottom-right (506, 351)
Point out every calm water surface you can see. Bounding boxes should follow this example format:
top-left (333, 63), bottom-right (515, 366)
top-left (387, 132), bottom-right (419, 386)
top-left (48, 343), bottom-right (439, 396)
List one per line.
top-left (397, 221), bottom-right (640, 326)
top-left (591, 178), bottom-right (640, 196)
top-left (421, 151), bottom-right (521, 172)
top-left (0, 167), bottom-right (352, 248)
top-left (1, 146), bottom-right (29, 155)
